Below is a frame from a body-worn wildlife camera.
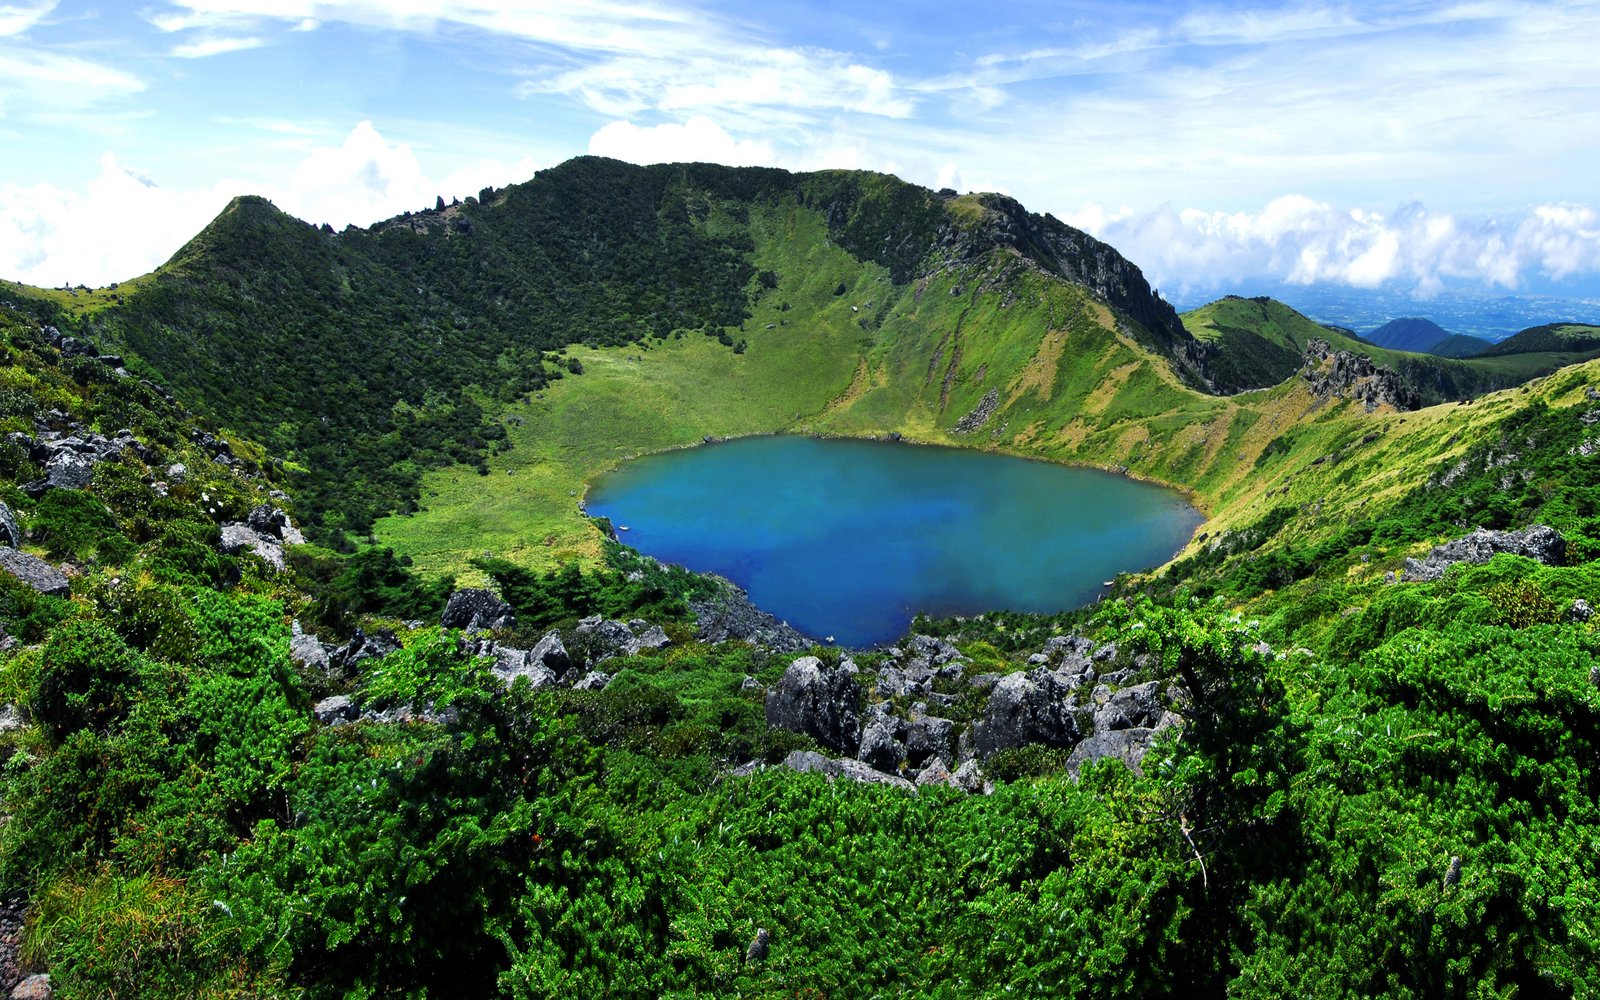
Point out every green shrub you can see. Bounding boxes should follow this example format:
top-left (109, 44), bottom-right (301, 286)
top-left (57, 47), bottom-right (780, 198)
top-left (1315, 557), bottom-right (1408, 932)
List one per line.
top-left (32, 619), bottom-right (147, 740)
top-left (28, 489), bottom-right (122, 561)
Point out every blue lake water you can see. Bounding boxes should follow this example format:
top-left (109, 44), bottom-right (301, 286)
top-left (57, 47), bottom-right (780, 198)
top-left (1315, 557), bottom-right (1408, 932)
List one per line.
top-left (586, 436), bottom-right (1204, 647)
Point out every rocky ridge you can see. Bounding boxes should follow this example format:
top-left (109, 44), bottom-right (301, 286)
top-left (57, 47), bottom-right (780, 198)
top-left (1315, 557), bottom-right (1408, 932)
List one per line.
top-left (1301, 338), bottom-right (1419, 412)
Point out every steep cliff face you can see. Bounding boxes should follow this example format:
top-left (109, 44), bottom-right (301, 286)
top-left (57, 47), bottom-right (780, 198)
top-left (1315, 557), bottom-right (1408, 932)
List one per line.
top-left (936, 194), bottom-right (1214, 389)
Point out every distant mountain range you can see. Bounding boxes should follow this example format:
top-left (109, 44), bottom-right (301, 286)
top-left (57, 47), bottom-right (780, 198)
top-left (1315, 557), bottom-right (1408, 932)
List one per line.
top-left (1166, 279), bottom-right (1600, 342)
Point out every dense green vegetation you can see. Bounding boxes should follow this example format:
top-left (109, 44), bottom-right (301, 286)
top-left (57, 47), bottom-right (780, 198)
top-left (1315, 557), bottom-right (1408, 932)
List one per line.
top-left (3, 163), bottom-right (1600, 997)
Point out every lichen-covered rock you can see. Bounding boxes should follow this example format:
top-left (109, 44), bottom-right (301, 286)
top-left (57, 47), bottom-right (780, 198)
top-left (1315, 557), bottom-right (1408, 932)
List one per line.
top-left (43, 450), bottom-right (92, 490)
top-left (441, 589), bottom-right (516, 633)
top-left (0, 548), bottom-right (69, 598)
top-left (765, 656), bottom-right (863, 755)
top-left (1403, 525), bottom-right (1566, 582)
top-left (10, 974), bottom-right (52, 1000)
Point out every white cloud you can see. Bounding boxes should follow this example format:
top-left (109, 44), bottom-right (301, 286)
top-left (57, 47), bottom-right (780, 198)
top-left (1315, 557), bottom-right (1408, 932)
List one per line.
top-left (588, 117), bottom-right (777, 167)
top-left (0, 49), bottom-right (144, 115)
top-left (0, 0), bottom-right (54, 37)
top-left (0, 121), bottom-right (540, 286)
top-left (170, 35), bottom-right (265, 58)
top-left (1068, 196), bottom-right (1600, 298)
top-left (0, 152), bottom-right (243, 288)
top-left (156, 0), bottom-right (917, 120)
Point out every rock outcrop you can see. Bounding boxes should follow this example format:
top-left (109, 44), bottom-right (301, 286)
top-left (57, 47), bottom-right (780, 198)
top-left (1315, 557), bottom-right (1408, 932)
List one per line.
top-left (743, 633), bottom-right (1180, 790)
top-left (463, 631), bottom-right (572, 688)
top-left (690, 583), bottom-right (809, 652)
top-left (1403, 524), bottom-right (1565, 582)
top-left (765, 656), bottom-right (863, 755)
top-left (1301, 339), bottom-right (1419, 412)
top-left (289, 621), bottom-right (331, 673)
top-left (441, 589), bottom-right (516, 633)
top-left (328, 629), bottom-right (400, 673)
top-left (971, 670), bottom-right (1082, 757)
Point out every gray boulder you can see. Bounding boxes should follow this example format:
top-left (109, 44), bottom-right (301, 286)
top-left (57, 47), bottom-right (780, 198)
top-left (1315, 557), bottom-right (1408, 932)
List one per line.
top-left (441, 589), bottom-right (516, 633)
top-left (329, 629), bottom-right (400, 673)
top-left (576, 615), bottom-right (660, 661)
top-left (765, 656), bottom-right (863, 755)
top-left (312, 695), bottom-right (359, 726)
top-left (915, 757), bottom-right (954, 788)
top-left (628, 619), bottom-right (671, 651)
top-left (780, 750), bottom-right (915, 792)
top-left (857, 705), bottom-right (907, 773)
top-left (573, 670), bottom-right (613, 691)
top-left (951, 759), bottom-right (992, 795)
top-left (971, 670), bottom-right (1078, 758)
top-left (219, 522), bottom-right (286, 572)
top-left (1066, 728), bottom-right (1160, 778)
top-left (527, 630), bottom-right (573, 675)
top-left (473, 630), bottom-right (571, 688)
top-left (43, 450), bottom-right (92, 490)
top-left (1403, 525), bottom-right (1565, 582)
top-left (289, 621), bottom-right (330, 673)
top-left (1092, 681), bottom-right (1165, 733)
top-left (245, 504), bottom-right (291, 539)
top-left (0, 704), bottom-right (21, 732)
top-left (0, 548), bottom-right (69, 598)
top-left (0, 501), bottom-right (21, 548)
top-left (904, 709), bottom-right (956, 767)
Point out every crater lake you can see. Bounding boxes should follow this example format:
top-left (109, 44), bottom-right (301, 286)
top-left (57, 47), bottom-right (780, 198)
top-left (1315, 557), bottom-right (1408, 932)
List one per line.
top-left (586, 436), bottom-right (1204, 647)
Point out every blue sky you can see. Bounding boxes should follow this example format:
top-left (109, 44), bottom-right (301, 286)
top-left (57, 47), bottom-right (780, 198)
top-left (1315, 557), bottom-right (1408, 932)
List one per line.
top-left (1, 0), bottom-right (1597, 301)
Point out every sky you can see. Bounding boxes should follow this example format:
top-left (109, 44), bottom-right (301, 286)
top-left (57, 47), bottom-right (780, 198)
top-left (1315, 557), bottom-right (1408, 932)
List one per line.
top-left (1, 0), bottom-right (1598, 303)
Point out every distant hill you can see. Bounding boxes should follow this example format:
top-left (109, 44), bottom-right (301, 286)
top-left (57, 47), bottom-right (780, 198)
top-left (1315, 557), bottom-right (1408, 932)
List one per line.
top-left (1367, 317), bottom-right (1453, 352)
top-left (1429, 333), bottom-right (1495, 358)
top-left (1365, 317), bottom-right (1495, 357)
top-left (1477, 322), bottom-right (1600, 357)
top-left (1182, 295), bottom-right (1600, 401)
